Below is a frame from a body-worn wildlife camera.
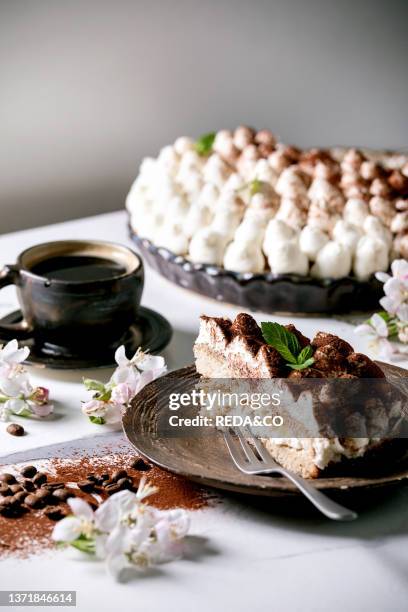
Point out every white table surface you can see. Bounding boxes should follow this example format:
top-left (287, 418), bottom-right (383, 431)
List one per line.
top-left (0, 211), bottom-right (407, 612)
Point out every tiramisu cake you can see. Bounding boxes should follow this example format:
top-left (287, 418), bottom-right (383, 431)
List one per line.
top-left (194, 313), bottom-right (405, 478)
top-left (127, 126), bottom-right (408, 280)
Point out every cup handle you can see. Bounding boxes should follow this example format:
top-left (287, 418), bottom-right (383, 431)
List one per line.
top-left (0, 265), bottom-right (32, 340)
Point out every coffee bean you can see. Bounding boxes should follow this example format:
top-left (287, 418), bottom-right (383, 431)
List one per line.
top-left (77, 480), bottom-right (95, 493)
top-left (42, 482), bottom-right (65, 491)
top-left (86, 474), bottom-right (98, 482)
top-left (0, 473), bottom-right (17, 485)
top-left (20, 465), bottom-right (37, 478)
top-left (44, 506), bottom-right (67, 521)
top-left (112, 469), bottom-right (128, 482)
top-left (102, 478), bottom-right (114, 488)
top-left (32, 472), bottom-right (47, 487)
top-left (9, 484), bottom-right (23, 494)
top-left (13, 491), bottom-right (28, 503)
top-left (116, 477), bottom-right (133, 491)
top-left (24, 494), bottom-right (42, 509)
top-left (35, 489), bottom-right (52, 504)
top-left (52, 488), bottom-right (73, 502)
top-left (6, 423), bottom-right (25, 437)
top-left (100, 473), bottom-right (110, 481)
top-left (0, 484), bottom-right (12, 496)
top-left (131, 458), bottom-right (151, 471)
top-left (105, 483), bottom-right (121, 495)
top-left (0, 497), bottom-right (20, 517)
top-left (22, 479), bottom-right (35, 492)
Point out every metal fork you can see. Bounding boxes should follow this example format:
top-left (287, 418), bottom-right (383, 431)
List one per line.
top-left (223, 427), bottom-right (357, 521)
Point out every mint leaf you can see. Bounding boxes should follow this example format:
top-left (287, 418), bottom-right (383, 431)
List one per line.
top-left (89, 416), bottom-right (105, 425)
top-left (297, 345), bottom-right (313, 364)
top-left (261, 322), bottom-right (300, 364)
top-left (195, 132), bottom-right (216, 156)
top-left (287, 358), bottom-right (315, 371)
top-left (83, 378), bottom-right (106, 393)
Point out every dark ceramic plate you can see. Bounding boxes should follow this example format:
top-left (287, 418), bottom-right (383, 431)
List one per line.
top-left (128, 226), bottom-right (383, 314)
top-left (123, 363), bottom-right (408, 500)
top-left (0, 306), bottom-right (172, 370)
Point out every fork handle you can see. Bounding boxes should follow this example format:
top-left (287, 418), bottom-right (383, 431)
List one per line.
top-left (273, 467), bottom-right (357, 521)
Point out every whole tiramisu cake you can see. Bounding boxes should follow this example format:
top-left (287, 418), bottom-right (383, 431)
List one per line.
top-left (127, 126), bottom-right (408, 280)
top-left (194, 313), bottom-right (404, 478)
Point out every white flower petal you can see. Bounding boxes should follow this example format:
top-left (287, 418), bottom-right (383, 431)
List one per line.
top-left (380, 296), bottom-right (398, 315)
top-left (371, 313), bottom-right (388, 338)
top-left (52, 517), bottom-right (82, 542)
top-left (391, 258), bottom-right (408, 281)
top-left (68, 497), bottom-right (95, 521)
top-left (355, 324), bottom-right (373, 336)
top-left (5, 398), bottom-right (29, 415)
top-left (106, 551), bottom-right (130, 582)
top-left (397, 303), bottom-right (408, 322)
top-left (137, 354), bottom-right (166, 372)
top-left (375, 271), bottom-right (390, 283)
top-left (114, 345), bottom-right (129, 368)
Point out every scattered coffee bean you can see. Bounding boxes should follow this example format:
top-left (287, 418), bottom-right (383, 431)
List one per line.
top-left (13, 491), bottom-right (28, 503)
top-left (24, 494), bottom-right (42, 509)
top-left (6, 423), bottom-right (25, 437)
top-left (131, 458), bottom-right (151, 471)
top-left (102, 478), bottom-right (114, 488)
top-left (0, 473), bottom-right (17, 485)
top-left (42, 482), bottom-right (65, 491)
top-left (35, 489), bottom-right (52, 504)
top-left (22, 479), bottom-right (36, 492)
top-left (77, 480), bottom-right (95, 493)
top-left (116, 477), bottom-right (133, 491)
top-left (20, 465), bottom-right (37, 478)
top-left (9, 484), bottom-right (23, 494)
top-left (105, 483), bottom-right (121, 495)
top-left (0, 497), bottom-right (20, 517)
top-left (44, 506), bottom-right (67, 521)
top-left (0, 484), bottom-right (12, 496)
top-left (32, 472), bottom-right (47, 487)
top-left (52, 488), bottom-right (73, 502)
top-left (100, 473), bottom-right (110, 481)
top-left (112, 469), bottom-right (128, 482)
top-left (86, 473), bottom-right (98, 482)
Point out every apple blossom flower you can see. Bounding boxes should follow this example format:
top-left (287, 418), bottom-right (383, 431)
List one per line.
top-left (357, 259), bottom-right (408, 360)
top-left (52, 478), bottom-right (190, 582)
top-left (82, 346), bottom-right (167, 425)
top-left (0, 340), bottom-right (53, 421)
top-left (0, 339), bottom-right (30, 372)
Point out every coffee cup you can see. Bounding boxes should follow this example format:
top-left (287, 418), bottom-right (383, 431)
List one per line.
top-left (0, 240), bottom-right (144, 353)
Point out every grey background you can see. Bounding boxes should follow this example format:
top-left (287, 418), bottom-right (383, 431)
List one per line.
top-left (1, 0), bottom-right (407, 234)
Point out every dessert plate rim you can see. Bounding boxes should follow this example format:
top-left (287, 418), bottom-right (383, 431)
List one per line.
top-left (122, 363), bottom-right (408, 499)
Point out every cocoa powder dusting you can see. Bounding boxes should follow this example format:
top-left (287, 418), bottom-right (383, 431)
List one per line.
top-left (0, 450), bottom-right (212, 560)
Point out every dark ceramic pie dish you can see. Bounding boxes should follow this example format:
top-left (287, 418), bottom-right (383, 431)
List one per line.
top-left (128, 225), bottom-right (382, 314)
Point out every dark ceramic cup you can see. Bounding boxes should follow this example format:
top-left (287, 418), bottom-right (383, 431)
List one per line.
top-left (0, 240), bottom-right (144, 354)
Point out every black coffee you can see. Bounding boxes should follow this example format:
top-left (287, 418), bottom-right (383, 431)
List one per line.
top-left (31, 255), bottom-right (127, 281)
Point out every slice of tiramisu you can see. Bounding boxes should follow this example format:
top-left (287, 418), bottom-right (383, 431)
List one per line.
top-left (194, 313), bottom-right (403, 478)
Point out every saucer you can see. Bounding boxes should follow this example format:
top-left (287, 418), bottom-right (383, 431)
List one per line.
top-left (0, 307), bottom-right (172, 370)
